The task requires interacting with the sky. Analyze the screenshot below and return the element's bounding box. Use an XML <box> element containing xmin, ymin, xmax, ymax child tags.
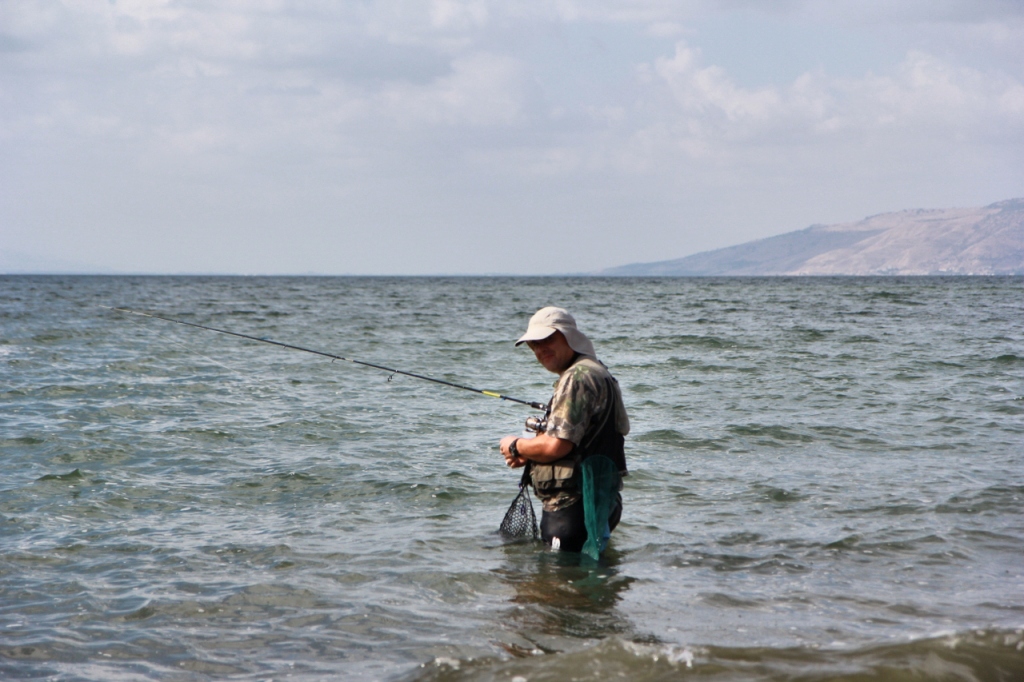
<box><xmin>2</xmin><ymin>0</ymin><xmax>1023</xmax><ymax>275</ymax></box>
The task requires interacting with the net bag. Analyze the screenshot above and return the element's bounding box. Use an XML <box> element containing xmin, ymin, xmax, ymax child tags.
<box><xmin>499</xmin><ymin>484</ymin><xmax>538</xmax><ymax>540</ymax></box>
<box><xmin>580</xmin><ymin>455</ymin><xmax>619</xmax><ymax>560</ymax></box>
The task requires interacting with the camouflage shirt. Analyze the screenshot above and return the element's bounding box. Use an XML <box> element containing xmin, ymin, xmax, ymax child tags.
<box><xmin>532</xmin><ymin>355</ymin><xmax>630</xmax><ymax>511</ymax></box>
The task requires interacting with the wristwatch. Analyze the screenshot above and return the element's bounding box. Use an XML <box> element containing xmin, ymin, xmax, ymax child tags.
<box><xmin>509</xmin><ymin>438</ymin><xmax>520</xmax><ymax>458</ymax></box>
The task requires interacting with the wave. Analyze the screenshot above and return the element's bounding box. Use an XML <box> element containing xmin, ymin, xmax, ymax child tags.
<box><xmin>991</xmin><ymin>354</ymin><xmax>1024</xmax><ymax>365</ymax></box>
<box><xmin>634</xmin><ymin>429</ymin><xmax>728</xmax><ymax>451</ymax></box>
<box><xmin>639</xmin><ymin>334</ymin><xmax>751</xmax><ymax>350</ymax></box>
<box><xmin>937</xmin><ymin>485</ymin><xmax>1024</xmax><ymax>514</ymax></box>
<box><xmin>727</xmin><ymin>423</ymin><xmax>815</xmax><ymax>444</ymax></box>
<box><xmin>407</xmin><ymin>628</ymin><xmax>1024</xmax><ymax>681</ymax></box>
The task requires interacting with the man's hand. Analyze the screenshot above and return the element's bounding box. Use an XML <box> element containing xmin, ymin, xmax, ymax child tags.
<box><xmin>499</xmin><ymin>435</ymin><xmax>527</xmax><ymax>468</ymax></box>
<box><xmin>500</xmin><ymin>432</ymin><xmax>573</xmax><ymax>467</ymax></box>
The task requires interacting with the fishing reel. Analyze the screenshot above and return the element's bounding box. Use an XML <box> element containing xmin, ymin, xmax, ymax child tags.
<box><xmin>524</xmin><ymin>415</ymin><xmax>548</xmax><ymax>434</ymax></box>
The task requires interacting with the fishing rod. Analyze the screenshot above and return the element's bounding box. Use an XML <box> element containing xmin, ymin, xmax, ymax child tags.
<box><xmin>100</xmin><ymin>306</ymin><xmax>548</xmax><ymax>412</ymax></box>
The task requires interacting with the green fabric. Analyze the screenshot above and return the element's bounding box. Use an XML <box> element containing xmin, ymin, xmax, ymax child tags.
<box><xmin>580</xmin><ymin>455</ymin><xmax>618</xmax><ymax>560</ymax></box>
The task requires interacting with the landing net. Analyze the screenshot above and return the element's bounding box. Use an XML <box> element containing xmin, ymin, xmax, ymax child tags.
<box><xmin>499</xmin><ymin>485</ymin><xmax>538</xmax><ymax>540</ymax></box>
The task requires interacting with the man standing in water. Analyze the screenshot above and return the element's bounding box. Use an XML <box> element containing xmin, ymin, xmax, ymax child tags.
<box><xmin>499</xmin><ymin>307</ymin><xmax>629</xmax><ymax>553</ymax></box>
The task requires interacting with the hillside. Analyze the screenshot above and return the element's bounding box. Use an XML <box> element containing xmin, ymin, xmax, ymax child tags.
<box><xmin>602</xmin><ymin>199</ymin><xmax>1024</xmax><ymax>276</ymax></box>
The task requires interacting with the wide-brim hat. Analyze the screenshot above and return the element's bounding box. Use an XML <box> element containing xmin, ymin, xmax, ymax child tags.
<box><xmin>515</xmin><ymin>306</ymin><xmax>596</xmax><ymax>358</ymax></box>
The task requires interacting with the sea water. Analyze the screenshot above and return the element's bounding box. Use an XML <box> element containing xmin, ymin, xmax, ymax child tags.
<box><xmin>1</xmin><ymin>275</ymin><xmax>1022</xmax><ymax>681</ymax></box>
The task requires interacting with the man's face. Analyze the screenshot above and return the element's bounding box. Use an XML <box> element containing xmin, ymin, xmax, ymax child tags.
<box><xmin>527</xmin><ymin>330</ymin><xmax>575</xmax><ymax>374</ymax></box>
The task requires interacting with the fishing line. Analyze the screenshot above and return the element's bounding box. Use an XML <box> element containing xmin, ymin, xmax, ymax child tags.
<box><xmin>100</xmin><ymin>306</ymin><xmax>547</xmax><ymax>411</ymax></box>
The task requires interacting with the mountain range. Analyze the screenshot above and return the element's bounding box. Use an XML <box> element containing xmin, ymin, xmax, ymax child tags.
<box><xmin>601</xmin><ymin>198</ymin><xmax>1024</xmax><ymax>276</ymax></box>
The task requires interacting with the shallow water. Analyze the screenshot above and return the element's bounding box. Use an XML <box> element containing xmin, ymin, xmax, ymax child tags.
<box><xmin>2</xmin><ymin>275</ymin><xmax>1022</xmax><ymax>681</ymax></box>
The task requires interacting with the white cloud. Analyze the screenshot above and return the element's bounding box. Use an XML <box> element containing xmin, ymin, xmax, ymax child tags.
<box><xmin>651</xmin><ymin>43</ymin><xmax>787</xmax><ymax>123</ymax></box>
<box><xmin>377</xmin><ymin>52</ymin><xmax>527</xmax><ymax>127</ymax></box>
<box><xmin>631</xmin><ymin>41</ymin><xmax>1024</xmax><ymax>159</ymax></box>
<box><xmin>429</xmin><ymin>0</ymin><xmax>489</xmax><ymax>30</ymax></box>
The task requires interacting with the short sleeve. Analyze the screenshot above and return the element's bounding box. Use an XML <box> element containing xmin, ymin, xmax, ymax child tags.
<box><xmin>544</xmin><ymin>362</ymin><xmax>606</xmax><ymax>446</ymax></box>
